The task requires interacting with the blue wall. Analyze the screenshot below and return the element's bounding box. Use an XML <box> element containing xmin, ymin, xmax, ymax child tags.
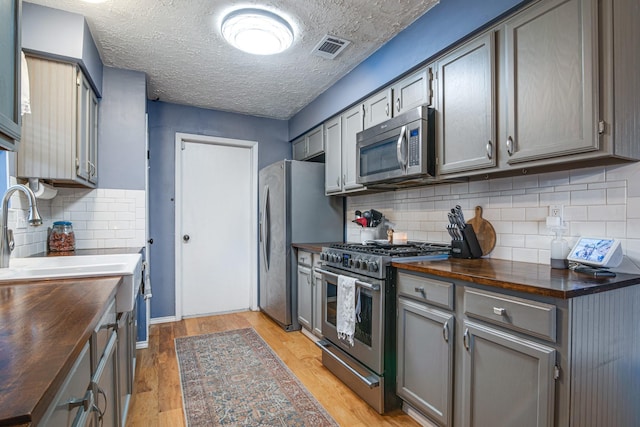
<box><xmin>289</xmin><ymin>0</ymin><xmax>532</xmax><ymax>138</ymax></box>
<box><xmin>98</xmin><ymin>67</ymin><xmax>146</xmax><ymax>190</ymax></box>
<box><xmin>22</xmin><ymin>2</ymin><xmax>103</xmax><ymax>95</ymax></box>
<box><xmin>147</xmin><ymin>101</ymin><xmax>290</xmax><ymax>318</ymax></box>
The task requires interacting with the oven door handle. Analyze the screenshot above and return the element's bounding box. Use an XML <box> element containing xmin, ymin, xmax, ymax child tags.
<box><xmin>315</xmin><ymin>339</ymin><xmax>380</xmax><ymax>389</ymax></box>
<box><xmin>314</xmin><ymin>268</ymin><xmax>380</xmax><ymax>292</ymax></box>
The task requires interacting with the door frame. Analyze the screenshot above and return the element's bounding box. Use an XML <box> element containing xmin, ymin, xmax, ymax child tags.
<box><xmin>174</xmin><ymin>132</ymin><xmax>259</xmax><ymax>320</ymax></box>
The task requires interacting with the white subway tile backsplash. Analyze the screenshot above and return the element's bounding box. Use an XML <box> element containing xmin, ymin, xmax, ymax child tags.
<box><xmin>9</xmin><ymin>187</ymin><xmax>146</xmax><ymax>258</ymax></box>
<box><xmin>348</xmin><ymin>163</ymin><xmax>639</xmax><ymax>265</ymax></box>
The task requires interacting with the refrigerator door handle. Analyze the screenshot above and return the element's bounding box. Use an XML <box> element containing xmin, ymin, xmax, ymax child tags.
<box><xmin>261</xmin><ymin>185</ymin><xmax>270</xmax><ymax>270</ymax></box>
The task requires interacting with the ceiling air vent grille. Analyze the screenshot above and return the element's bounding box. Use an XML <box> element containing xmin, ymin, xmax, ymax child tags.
<box><xmin>312</xmin><ymin>35</ymin><xmax>351</xmax><ymax>59</ymax></box>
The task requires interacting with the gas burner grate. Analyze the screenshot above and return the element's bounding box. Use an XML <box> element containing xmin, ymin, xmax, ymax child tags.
<box><xmin>330</xmin><ymin>241</ymin><xmax>451</xmax><ymax>257</ymax></box>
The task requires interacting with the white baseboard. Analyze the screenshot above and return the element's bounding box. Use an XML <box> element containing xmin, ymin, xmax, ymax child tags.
<box><xmin>403</xmin><ymin>402</ymin><xmax>437</xmax><ymax>427</ymax></box>
<box><xmin>149</xmin><ymin>315</ymin><xmax>177</xmax><ymax>325</ymax></box>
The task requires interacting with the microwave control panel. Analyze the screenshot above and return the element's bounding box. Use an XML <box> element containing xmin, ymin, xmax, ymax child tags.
<box><xmin>408</xmin><ymin>127</ymin><xmax>420</xmax><ymax>166</ymax></box>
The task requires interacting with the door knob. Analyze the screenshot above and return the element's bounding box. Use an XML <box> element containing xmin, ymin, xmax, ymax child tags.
<box><xmin>183</xmin><ymin>234</ymin><xmax>190</xmax><ymax>243</ymax></box>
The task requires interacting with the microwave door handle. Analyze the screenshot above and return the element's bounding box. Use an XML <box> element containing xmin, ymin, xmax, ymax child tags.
<box><xmin>396</xmin><ymin>125</ymin><xmax>408</xmax><ymax>172</ymax></box>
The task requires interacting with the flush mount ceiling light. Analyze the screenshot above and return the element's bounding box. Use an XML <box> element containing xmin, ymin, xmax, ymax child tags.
<box><xmin>221</xmin><ymin>8</ymin><xmax>294</xmax><ymax>55</ymax></box>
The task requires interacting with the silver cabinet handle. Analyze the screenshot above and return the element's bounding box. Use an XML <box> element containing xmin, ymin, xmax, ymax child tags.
<box><xmin>493</xmin><ymin>307</ymin><xmax>506</xmax><ymax>316</ymax></box>
<box><xmin>414</xmin><ymin>286</ymin><xmax>426</xmax><ymax>298</ymax></box>
<box><xmin>396</xmin><ymin>97</ymin><xmax>401</xmax><ymax>112</ymax></box>
<box><xmin>486</xmin><ymin>141</ymin><xmax>493</xmax><ymax>160</ymax></box>
<box><xmin>463</xmin><ymin>328</ymin><xmax>470</xmax><ymax>350</ymax></box>
<box><xmin>67</xmin><ymin>389</ymin><xmax>92</xmax><ymax>412</ymax></box>
<box><xmin>385</xmin><ymin>103</ymin><xmax>389</xmax><ymax>117</ymax></box>
<box><xmin>506</xmin><ymin>136</ymin><xmax>515</xmax><ymax>156</ymax></box>
<box><xmin>336</xmin><ymin>176</ymin><xmax>340</xmax><ymax>186</ymax></box>
<box><xmin>442</xmin><ymin>321</ymin><xmax>450</xmax><ymax>343</ymax></box>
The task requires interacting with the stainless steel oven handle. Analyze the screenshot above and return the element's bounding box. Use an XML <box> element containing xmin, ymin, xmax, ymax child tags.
<box><xmin>314</xmin><ymin>268</ymin><xmax>381</xmax><ymax>292</ymax></box>
<box><xmin>315</xmin><ymin>339</ymin><xmax>380</xmax><ymax>389</ymax></box>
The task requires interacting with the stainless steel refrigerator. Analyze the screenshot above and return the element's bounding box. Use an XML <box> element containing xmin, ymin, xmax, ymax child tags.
<box><xmin>259</xmin><ymin>159</ymin><xmax>343</xmax><ymax>331</ymax></box>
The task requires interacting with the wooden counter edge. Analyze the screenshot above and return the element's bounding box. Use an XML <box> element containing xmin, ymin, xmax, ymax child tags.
<box><xmin>392</xmin><ymin>261</ymin><xmax>640</xmax><ymax>299</ymax></box>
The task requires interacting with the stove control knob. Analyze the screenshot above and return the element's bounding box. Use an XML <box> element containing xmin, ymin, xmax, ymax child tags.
<box><xmin>354</xmin><ymin>259</ymin><xmax>361</xmax><ymax>269</ymax></box>
<box><xmin>320</xmin><ymin>253</ymin><xmax>326</xmax><ymax>261</ymax></box>
<box><xmin>361</xmin><ymin>260</ymin><xmax>369</xmax><ymax>270</ymax></box>
<box><xmin>348</xmin><ymin>258</ymin><xmax>355</xmax><ymax>267</ymax></box>
<box><xmin>331</xmin><ymin>254</ymin><xmax>339</xmax><ymax>263</ymax></box>
<box><xmin>368</xmin><ymin>262</ymin><xmax>379</xmax><ymax>272</ymax></box>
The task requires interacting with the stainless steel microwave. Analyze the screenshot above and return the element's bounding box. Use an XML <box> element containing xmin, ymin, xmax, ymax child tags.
<box><xmin>356</xmin><ymin>105</ymin><xmax>435</xmax><ymax>185</ymax></box>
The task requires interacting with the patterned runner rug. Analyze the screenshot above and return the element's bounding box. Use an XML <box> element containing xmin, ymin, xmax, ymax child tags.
<box><xmin>175</xmin><ymin>328</ymin><xmax>338</xmax><ymax>426</ymax></box>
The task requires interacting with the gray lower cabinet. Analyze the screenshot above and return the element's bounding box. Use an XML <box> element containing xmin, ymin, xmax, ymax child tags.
<box><xmin>397</xmin><ymin>297</ymin><xmax>454</xmax><ymax>427</ymax></box>
<box><xmin>92</xmin><ymin>331</ymin><xmax>119</xmax><ymax>427</ymax></box>
<box><xmin>297</xmin><ymin>249</ymin><xmax>324</xmax><ymax>337</ymax></box>
<box><xmin>38</xmin><ymin>342</ymin><xmax>93</xmax><ymax>427</ymax></box>
<box><xmin>461</xmin><ymin>320</ymin><xmax>556</xmax><ymax>427</ymax></box>
<box><xmin>297</xmin><ymin>264</ymin><xmax>313</xmax><ymax>330</ymax></box>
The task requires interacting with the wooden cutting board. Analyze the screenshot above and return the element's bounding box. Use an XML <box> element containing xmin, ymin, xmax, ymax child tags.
<box><xmin>466</xmin><ymin>206</ymin><xmax>496</xmax><ymax>256</ymax></box>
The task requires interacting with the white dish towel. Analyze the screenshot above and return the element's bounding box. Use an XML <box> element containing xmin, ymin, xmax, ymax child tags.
<box><xmin>337</xmin><ymin>274</ymin><xmax>361</xmax><ymax>346</ymax></box>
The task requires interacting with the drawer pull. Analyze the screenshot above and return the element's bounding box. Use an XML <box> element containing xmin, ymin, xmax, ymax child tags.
<box><xmin>414</xmin><ymin>286</ymin><xmax>426</xmax><ymax>297</ymax></box>
<box><xmin>463</xmin><ymin>328</ymin><xmax>470</xmax><ymax>350</ymax></box>
<box><xmin>442</xmin><ymin>321</ymin><xmax>450</xmax><ymax>343</ymax></box>
<box><xmin>493</xmin><ymin>307</ymin><xmax>506</xmax><ymax>316</ymax></box>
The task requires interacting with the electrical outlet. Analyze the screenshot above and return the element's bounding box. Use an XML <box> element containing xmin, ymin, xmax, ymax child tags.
<box><xmin>549</xmin><ymin>204</ymin><xmax>563</xmax><ymax>219</ymax></box>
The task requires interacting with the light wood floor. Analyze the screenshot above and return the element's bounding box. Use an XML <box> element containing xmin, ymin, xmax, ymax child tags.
<box><xmin>126</xmin><ymin>310</ymin><xmax>420</xmax><ymax>427</ymax></box>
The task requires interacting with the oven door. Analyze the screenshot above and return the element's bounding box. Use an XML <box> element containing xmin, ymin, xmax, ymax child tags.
<box><xmin>316</xmin><ymin>266</ymin><xmax>385</xmax><ymax>374</ymax></box>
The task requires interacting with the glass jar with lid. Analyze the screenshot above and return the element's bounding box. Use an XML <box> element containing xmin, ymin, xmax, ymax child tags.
<box><xmin>49</xmin><ymin>221</ymin><xmax>76</xmax><ymax>252</ymax></box>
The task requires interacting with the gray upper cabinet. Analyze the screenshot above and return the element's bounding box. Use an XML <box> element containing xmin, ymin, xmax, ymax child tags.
<box><xmin>292</xmin><ymin>125</ymin><xmax>324</xmax><ymax>161</ymax></box>
<box><xmin>341</xmin><ymin>104</ymin><xmax>364</xmax><ymax>192</ymax></box>
<box><xmin>18</xmin><ymin>55</ymin><xmax>99</xmax><ymax>187</ymax></box>
<box><xmin>391</xmin><ymin>67</ymin><xmax>433</xmax><ymax>116</ymax></box>
<box><xmin>324</xmin><ymin>104</ymin><xmax>366</xmax><ymax>195</ymax></box>
<box><xmin>324</xmin><ymin>116</ymin><xmax>342</xmax><ymax>194</ymax></box>
<box><xmin>461</xmin><ymin>320</ymin><xmax>556</xmax><ymax>427</ymax></box>
<box><xmin>503</xmin><ymin>0</ymin><xmax>598</xmax><ymax>164</ymax></box>
<box><xmin>397</xmin><ymin>297</ymin><xmax>454</xmax><ymax>427</ymax></box>
<box><xmin>437</xmin><ymin>33</ymin><xmax>496</xmax><ymax>174</ymax></box>
<box><xmin>0</xmin><ymin>0</ymin><xmax>21</xmax><ymax>151</ymax></box>
<box><xmin>363</xmin><ymin>88</ymin><xmax>392</xmax><ymax>129</ymax></box>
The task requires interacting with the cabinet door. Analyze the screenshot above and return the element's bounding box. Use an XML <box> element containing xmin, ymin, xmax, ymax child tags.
<box><xmin>438</xmin><ymin>33</ymin><xmax>496</xmax><ymax>174</ymax></box>
<box><xmin>292</xmin><ymin>136</ymin><xmax>306</xmax><ymax>160</ymax></box>
<box><xmin>324</xmin><ymin>116</ymin><xmax>342</xmax><ymax>194</ymax></box>
<box><xmin>0</xmin><ymin>0</ymin><xmax>21</xmax><ymax>150</ymax></box>
<box><xmin>461</xmin><ymin>321</ymin><xmax>556</xmax><ymax>427</ymax></box>
<box><xmin>297</xmin><ymin>265</ymin><xmax>312</xmax><ymax>330</ymax></box>
<box><xmin>312</xmin><ymin>253</ymin><xmax>323</xmax><ymax>337</ymax></box>
<box><xmin>503</xmin><ymin>0</ymin><xmax>598</xmax><ymax>164</ymax></box>
<box><xmin>364</xmin><ymin>88</ymin><xmax>392</xmax><ymax>129</ymax></box>
<box><xmin>76</xmin><ymin>69</ymin><xmax>92</xmax><ymax>182</ymax></box>
<box><xmin>341</xmin><ymin>104</ymin><xmax>364</xmax><ymax>191</ymax></box>
<box><xmin>391</xmin><ymin>67</ymin><xmax>432</xmax><ymax>116</ymax></box>
<box><xmin>397</xmin><ymin>297</ymin><xmax>454</xmax><ymax>427</ymax></box>
<box><xmin>92</xmin><ymin>331</ymin><xmax>119</xmax><ymax>427</ymax></box>
<box><xmin>306</xmin><ymin>125</ymin><xmax>324</xmax><ymax>158</ymax></box>
<box><xmin>88</xmin><ymin>89</ymin><xmax>99</xmax><ymax>184</ymax></box>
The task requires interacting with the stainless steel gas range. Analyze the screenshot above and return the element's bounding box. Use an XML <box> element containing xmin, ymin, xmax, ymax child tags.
<box><xmin>314</xmin><ymin>242</ymin><xmax>450</xmax><ymax>413</ymax></box>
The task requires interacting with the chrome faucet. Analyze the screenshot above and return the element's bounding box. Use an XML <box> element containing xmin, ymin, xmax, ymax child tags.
<box><xmin>0</xmin><ymin>184</ymin><xmax>43</xmax><ymax>268</ymax></box>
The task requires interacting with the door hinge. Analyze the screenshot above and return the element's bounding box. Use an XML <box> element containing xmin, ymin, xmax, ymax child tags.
<box><xmin>598</xmin><ymin>120</ymin><xmax>606</xmax><ymax>135</ymax></box>
<box><xmin>554</xmin><ymin>365</ymin><xmax>560</xmax><ymax>380</ymax></box>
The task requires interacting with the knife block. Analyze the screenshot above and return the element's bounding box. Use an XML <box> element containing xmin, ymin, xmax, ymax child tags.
<box><xmin>451</xmin><ymin>226</ymin><xmax>483</xmax><ymax>259</ymax></box>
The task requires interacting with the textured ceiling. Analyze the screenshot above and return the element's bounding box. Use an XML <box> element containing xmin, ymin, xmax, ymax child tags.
<box><xmin>26</xmin><ymin>0</ymin><xmax>438</xmax><ymax>119</ymax></box>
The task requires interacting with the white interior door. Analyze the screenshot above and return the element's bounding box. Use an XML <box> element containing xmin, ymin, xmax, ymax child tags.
<box><xmin>175</xmin><ymin>133</ymin><xmax>257</xmax><ymax>318</ymax></box>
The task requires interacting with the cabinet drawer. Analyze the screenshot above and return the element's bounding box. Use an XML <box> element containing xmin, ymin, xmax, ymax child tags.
<box><xmin>464</xmin><ymin>288</ymin><xmax>556</xmax><ymax>342</ymax></box>
<box><xmin>397</xmin><ymin>272</ymin><xmax>454</xmax><ymax>310</ymax></box>
<box><xmin>39</xmin><ymin>342</ymin><xmax>92</xmax><ymax>427</ymax></box>
<box><xmin>91</xmin><ymin>298</ymin><xmax>117</xmax><ymax>371</ymax></box>
<box><xmin>297</xmin><ymin>250</ymin><xmax>313</xmax><ymax>267</ymax></box>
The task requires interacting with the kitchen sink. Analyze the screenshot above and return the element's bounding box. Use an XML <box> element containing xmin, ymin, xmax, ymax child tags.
<box><xmin>0</xmin><ymin>254</ymin><xmax>143</xmax><ymax>312</ymax></box>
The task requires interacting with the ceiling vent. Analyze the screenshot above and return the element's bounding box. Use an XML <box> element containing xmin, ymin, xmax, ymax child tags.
<box><xmin>312</xmin><ymin>35</ymin><xmax>351</xmax><ymax>59</ymax></box>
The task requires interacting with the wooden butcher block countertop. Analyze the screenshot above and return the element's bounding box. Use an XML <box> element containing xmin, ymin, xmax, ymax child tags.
<box><xmin>0</xmin><ymin>277</ymin><xmax>120</xmax><ymax>426</ymax></box>
<box><xmin>393</xmin><ymin>257</ymin><xmax>640</xmax><ymax>299</ymax></box>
